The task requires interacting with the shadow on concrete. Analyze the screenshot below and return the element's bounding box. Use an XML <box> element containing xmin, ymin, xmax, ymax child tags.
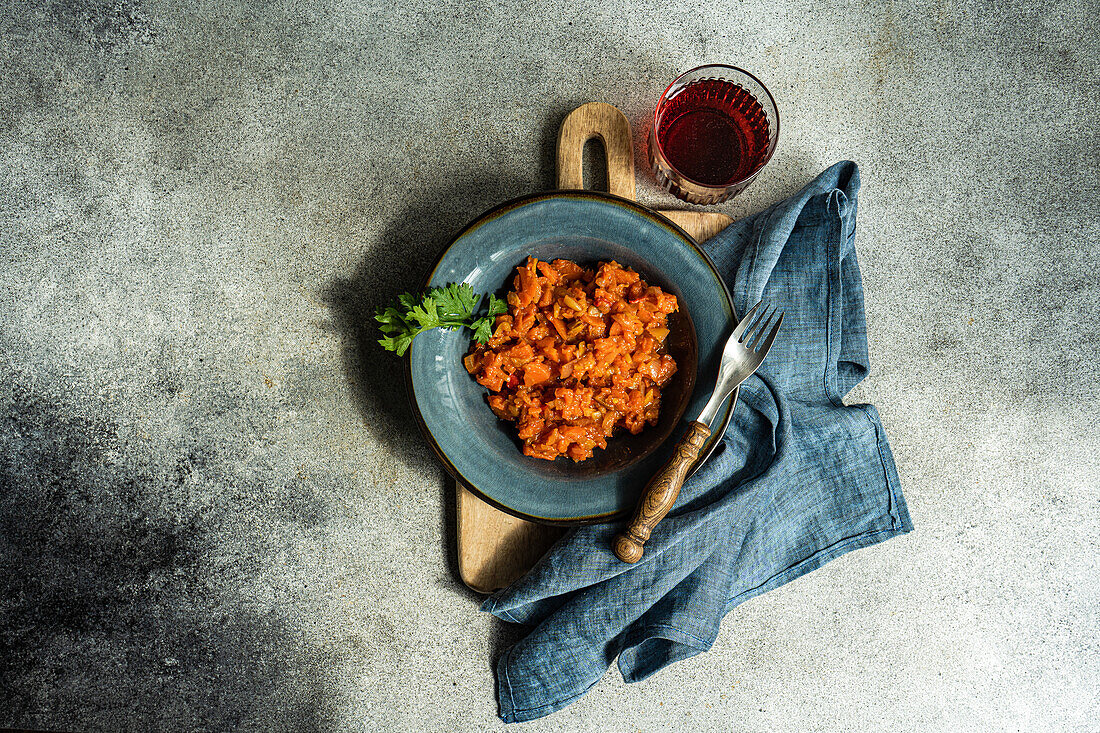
<box><xmin>0</xmin><ymin>380</ymin><xmax>336</xmax><ymax>731</ymax></box>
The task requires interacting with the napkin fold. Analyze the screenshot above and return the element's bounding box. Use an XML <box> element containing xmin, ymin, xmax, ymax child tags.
<box><xmin>481</xmin><ymin>162</ymin><xmax>913</xmax><ymax>723</ymax></box>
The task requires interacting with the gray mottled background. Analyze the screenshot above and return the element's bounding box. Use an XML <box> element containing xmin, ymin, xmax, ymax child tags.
<box><xmin>1</xmin><ymin>0</ymin><xmax>1097</xmax><ymax>730</ymax></box>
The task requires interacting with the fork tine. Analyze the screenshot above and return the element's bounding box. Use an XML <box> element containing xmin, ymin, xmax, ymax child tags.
<box><xmin>754</xmin><ymin>312</ymin><xmax>784</xmax><ymax>355</ymax></box>
<box><xmin>738</xmin><ymin>303</ymin><xmax>771</xmax><ymax>344</ymax></box>
<box><xmin>731</xmin><ymin>301</ymin><xmax>762</xmax><ymax>340</ymax></box>
<box><xmin>744</xmin><ymin>305</ymin><xmax>776</xmax><ymax>349</ymax></box>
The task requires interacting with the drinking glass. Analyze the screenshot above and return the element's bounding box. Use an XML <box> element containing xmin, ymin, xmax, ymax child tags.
<box><xmin>648</xmin><ymin>64</ymin><xmax>780</xmax><ymax>205</ymax></box>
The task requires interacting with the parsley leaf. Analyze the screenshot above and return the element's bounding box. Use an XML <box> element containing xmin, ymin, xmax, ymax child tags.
<box><xmin>408</xmin><ymin>297</ymin><xmax>441</xmax><ymax>330</ymax></box>
<box><xmin>374</xmin><ymin>284</ymin><xmax>506</xmax><ymax>354</ymax></box>
<box><xmin>467</xmin><ymin>295</ymin><xmax>508</xmax><ymax>345</ymax></box>
<box><xmin>435</xmin><ymin>282</ymin><xmax>481</xmax><ymax>320</ymax></box>
<box><xmin>471</xmin><ymin>317</ymin><xmax>494</xmax><ymax>345</ymax></box>
<box><xmin>486</xmin><ymin>294</ymin><xmax>507</xmax><ymax>318</ymax></box>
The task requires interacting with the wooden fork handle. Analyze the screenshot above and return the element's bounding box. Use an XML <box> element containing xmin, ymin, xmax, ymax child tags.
<box><xmin>612</xmin><ymin>421</ymin><xmax>711</xmax><ymax>563</ymax></box>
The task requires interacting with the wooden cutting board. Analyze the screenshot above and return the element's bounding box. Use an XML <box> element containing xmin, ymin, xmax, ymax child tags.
<box><xmin>456</xmin><ymin>102</ymin><xmax>733</xmax><ymax>594</ymax></box>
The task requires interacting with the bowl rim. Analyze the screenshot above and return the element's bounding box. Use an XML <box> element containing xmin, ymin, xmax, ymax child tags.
<box><xmin>403</xmin><ymin>188</ymin><xmax>737</xmax><ymax>525</ymax></box>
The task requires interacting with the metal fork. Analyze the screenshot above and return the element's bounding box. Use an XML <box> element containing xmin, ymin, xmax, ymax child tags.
<box><xmin>695</xmin><ymin>300</ymin><xmax>784</xmax><ymax>428</ymax></box>
<box><xmin>612</xmin><ymin>301</ymin><xmax>784</xmax><ymax>563</ymax></box>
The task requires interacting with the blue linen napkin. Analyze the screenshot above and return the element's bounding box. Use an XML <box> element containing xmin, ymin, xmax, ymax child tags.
<box><xmin>480</xmin><ymin>161</ymin><xmax>914</xmax><ymax>723</ymax></box>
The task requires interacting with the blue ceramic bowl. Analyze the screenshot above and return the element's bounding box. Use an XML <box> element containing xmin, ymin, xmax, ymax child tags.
<box><xmin>406</xmin><ymin>191</ymin><xmax>735</xmax><ymax>524</ymax></box>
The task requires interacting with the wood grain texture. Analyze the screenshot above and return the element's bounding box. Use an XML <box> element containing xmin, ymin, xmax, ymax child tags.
<box><xmin>659</xmin><ymin>210</ymin><xmax>735</xmax><ymax>243</ymax></box>
<box><xmin>455</xmin><ymin>103</ymin><xmax>735</xmax><ymax>593</ymax></box>
<box><xmin>556</xmin><ymin>102</ymin><xmax>636</xmax><ymax>199</ymax></box>
<box><xmin>456</xmin><ymin>485</ymin><xmax>566</xmax><ymax>594</ymax></box>
<box><xmin>612</xmin><ymin>420</ymin><xmax>711</xmax><ymax>563</ymax></box>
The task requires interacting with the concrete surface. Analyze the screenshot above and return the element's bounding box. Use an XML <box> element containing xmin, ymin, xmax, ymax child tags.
<box><xmin>1</xmin><ymin>0</ymin><xmax>1097</xmax><ymax>730</ymax></box>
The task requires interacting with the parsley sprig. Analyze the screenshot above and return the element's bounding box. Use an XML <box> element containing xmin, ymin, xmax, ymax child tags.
<box><xmin>374</xmin><ymin>283</ymin><xmax>508</xmax><ymax>356</ymax></box>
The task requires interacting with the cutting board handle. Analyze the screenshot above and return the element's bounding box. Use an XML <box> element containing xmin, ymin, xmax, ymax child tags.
<box><xmin>556</xmin><ymin>102</ymin><xmax>637</xmax><ymax>201</ymax></box>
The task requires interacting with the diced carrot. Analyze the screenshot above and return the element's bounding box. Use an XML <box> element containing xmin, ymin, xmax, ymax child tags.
<box><xmin>552</xmin><ymin>259</ymin><xmax>584</xmax><ymax>279</ymax></box>
<box><xmin>560</xmin><ymin>425</ymin><xmax>587</xmax><ymax>441</ymax></box>
<box><xmin>523</xmin><ymin>361</ymin><xmax>552</xmax><ymax>387</ymax></box>
<box><xmin>517</xmin><ymin>267</ymin><xmax>541</xmax><ymax>306</ymax></box>
<box><xmin>513</xmin><ymin>310</ymin><xmax>535</xmax><ymax>336</ymax></box>
<box><xmin>647</xmin><ymin>326</ymin><xmax>670</xmax><ymax>342</ymax></box>
<box><xmin>537</xmin><ymin>261</ymin><xmax>559</xmax><ymax>282</ymax></box>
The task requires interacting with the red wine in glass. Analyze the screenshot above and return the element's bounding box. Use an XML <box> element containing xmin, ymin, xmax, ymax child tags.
<box><xmin>649</xmin><ymin>66</ymin><xmax>779</xmax><ymax>205</ymax></box>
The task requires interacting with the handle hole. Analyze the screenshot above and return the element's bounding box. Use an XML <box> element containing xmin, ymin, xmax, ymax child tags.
<box><xmin>582</xmin><ymin>136</ymin><xmax>608</xmax><ymax>193</ymax></box>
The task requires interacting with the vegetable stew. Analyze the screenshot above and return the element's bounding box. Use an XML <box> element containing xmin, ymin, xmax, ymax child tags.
<box><xmin>463</xmin><ymin>257</ymin><xmax>679</xmax><ymax>462</ymax></box>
